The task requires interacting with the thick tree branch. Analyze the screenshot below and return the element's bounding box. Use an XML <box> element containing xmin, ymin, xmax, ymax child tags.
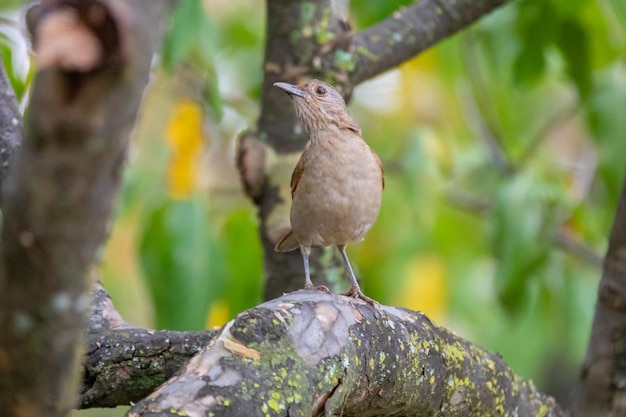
<box><xmin>81</xmin><ymin>282</ymin><xmax>217</xmax><ymax>408</ymax></box>
<box><xmin>125</xmin><ymin>291</ymin><xmax>562</xmax><ymax>416</ymax></box>
<box><xmin>336</xmin><ymin>0</ymin><xmax>513</xmax><ymax>85</ymax></box>
<box><xmin>0</xmin><ymin>1</ymin><xmax>172</xmax><ymax>415</ymax></box>
<box><xmin>573</xmin><ymin>174</ymin><xmax>626</xmax><ymax>416</ymax></box>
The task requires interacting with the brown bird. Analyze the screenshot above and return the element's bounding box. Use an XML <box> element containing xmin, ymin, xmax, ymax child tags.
<box><xmin>273</xmin><ymin>79</ymin><xmax>384</xmax><ymax>306</ymax></box>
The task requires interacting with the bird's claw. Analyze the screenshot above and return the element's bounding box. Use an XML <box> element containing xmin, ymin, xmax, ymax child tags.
<box><xmin>303</xmin><ymin>284</ymin><xmax>330</xmax><ymax>293</ymax></box>
<box><xmin>343</xmin><ymin>287</ymin><xmax>381</xmax><ymax>310</ymax></box>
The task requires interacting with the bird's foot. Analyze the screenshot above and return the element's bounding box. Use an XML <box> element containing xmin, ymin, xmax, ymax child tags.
<box><xmin>303</xmin><ymin>283</ymin><xmax>330</xmax><ymax>293</ymax></box>
<box><xmin>343</xmin><ymin>286</ymin><xmax>381</xmax><ymax>310</ymax></box>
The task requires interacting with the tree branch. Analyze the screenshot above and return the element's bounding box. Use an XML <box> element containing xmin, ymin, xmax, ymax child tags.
<box><xmin>338</xmin><ymin>0</ymin><xmax>513</xmax><ymax>85</ymax></box>
<box><xmin>125</xmin><ymin>291</ymin><xmax>562</xmax><ymax>416</ymax></box>
<box><xmin>81</xmin><ymin>281</ymin><xmax>217</xmax><ymax>408</ymax></box>
<box><xmin>0</xmin><ymin>1</ymin><xmax>172</xmax><ymax>414</ymax></box>
<box><xmin>573</xmin><ymin>174</ymin><xmax>626</xmax><ymax>416</ymax></box>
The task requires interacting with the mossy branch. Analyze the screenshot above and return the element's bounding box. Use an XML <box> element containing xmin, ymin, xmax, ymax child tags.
<box><xmin>336</xmin><ymin>0</ymin><xmax>513</xmax><ymax>85</ymax></box>
<box><xmin>121</xmin><ymin>291</ymin><xmax>562</xmax><ymax>416</ymax></box>
<box><xmin>81</xmin><ymin>282</ymin><xmax>217</xmax><ymax>408</ymax></box>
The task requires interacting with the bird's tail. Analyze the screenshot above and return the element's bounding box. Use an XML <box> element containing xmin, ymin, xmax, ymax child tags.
<box><xmin>274</xmin><ymin>229</ymin><xmax>299</xmax><ymax>252</ymax></box>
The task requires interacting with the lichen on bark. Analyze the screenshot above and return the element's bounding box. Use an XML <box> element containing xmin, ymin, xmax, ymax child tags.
<box><xmin>128</xmin><ymin>291</ymin><xmax>562</xmax><ymax>416</ymax></box>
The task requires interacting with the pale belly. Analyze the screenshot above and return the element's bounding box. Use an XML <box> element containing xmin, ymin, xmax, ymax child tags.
<box><xmin>290</xmin><ymin>139</ymin><xmax>383</xmax><ymax>248</ymax></box>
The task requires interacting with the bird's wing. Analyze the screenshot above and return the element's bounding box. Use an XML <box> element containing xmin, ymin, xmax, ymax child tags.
<box><xmin>371</xmin><ymin>147</ymin><xmax>385</xmax><ymax>189</ymax></box>
<box><xmin>274</xmin><ymin>229</ymin><xmax>300</xmax><ymax>252</ymax></box>
<box><xmin>290</xmin><ymin>156</ymin><xmax>306</xmax><ymax>198</ymax></box>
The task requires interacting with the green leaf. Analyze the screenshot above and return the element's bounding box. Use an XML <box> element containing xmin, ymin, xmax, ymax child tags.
<box><xmin>491</xmin><ymin>176</ymin><xmax>553</xmax><ymax>314</ymax></box>
<box><xmin>221</xmin><ymin>209</ymin><xmax>263</xmax><ymax>314</ymax></box>
<box><xmin>139</xmin><ymin>198</ymin><xmax>227</xmax><ymax>330</ymax></box>
<box><xmin>349</xmin><ymin>0</ymin><xmax>415</xmax><ymax>29</ymax></box>
<box><xmin>0</xmin><ymin>37</ymin><xmax>32</xmax><ymax>100</ymax></box>
<box><xmin>161</xmin><ymin>0</ymin><xmax>222</xmax><ymax>120</ymax></box>
<box><xmin>200</xmin><ymin>64</ymin><xmax>223</xmax><ymax>121</ymax></box>
<box><xmin>556</xmin><ymin>19</ymin><xmax>592</xmax><ymax>100</ymax></box>
<box><xmin>0</xmin><ymin>0</ymin><xmax>26</xmax><ymax>10</ymax></box>
<box><xmin>162</xmin><ymin>0</ymin><xmax>215</xmax><ymax>70</ymax></box>
<box><xmin>610</xmin><ymin>0</ymin><xmax>626</xmax><ymax>29</ymax></box>
<box><xmin>512</xmin><ymin>44</ymin><xmax>546</xmax><ymax>87</ymax></box>
<box><xmin>585</xmin><ymin>67</ymin><xmax>626</xmax><ymax>206</ymax></box>
<box><xmin>551</xmin><ymin>0</ymin><xmax>587</xmax><ymax>16</ymax></box>
<box><xmin>512</xmin><ymin>1</ymin><xmax>557</xmax><ymax>86</ymax></box>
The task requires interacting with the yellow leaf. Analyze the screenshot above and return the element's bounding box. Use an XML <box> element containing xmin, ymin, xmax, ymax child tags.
<box><xmin>398</xmin><ymin>49</ymin><xmax>446</xmax><ymax>125</ymax></box>
<box><xmin>393</xmin><ymin>255</ymin><xmax>447</xmax><ymax>321</ymax></box>
<box><xmin>166</xmin><ymin>99</ymin><xmax>204</xmax><ymax>198</ymax></box>
<box><xmin>206</xmin><ymin>299</ymin><xmax>230</xmax><ymax>329</ymax></box>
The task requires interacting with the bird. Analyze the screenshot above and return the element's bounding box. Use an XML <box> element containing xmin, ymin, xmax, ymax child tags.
<box><xmin>273</xmin><ymin>79</ymin><xmax>384</xmax><ymax>306</ymax></box>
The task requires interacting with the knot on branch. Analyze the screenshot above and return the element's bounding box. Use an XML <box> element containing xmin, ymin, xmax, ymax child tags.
<box><xmin>29</xmin><ymin>0</ymin><xmax>127</xmax><ymax>73</ymax></box>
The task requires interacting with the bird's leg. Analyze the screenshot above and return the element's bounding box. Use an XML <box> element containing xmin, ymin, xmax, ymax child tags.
<box><xmin>300</xmin><ymin>245</ymin><xmax>330</xmax><ymax>293</ymax></box>
<box><xmin>301</xmin><ymin>245</ymin><xmax>313</xmax><ymax>288</ymax></box>
<box><xmin>338</xmin><ymin>244</ymin><xmax>379</xmax><ymax>308</ymax></box>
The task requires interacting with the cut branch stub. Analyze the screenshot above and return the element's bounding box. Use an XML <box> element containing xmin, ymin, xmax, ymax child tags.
<box><xmin>32</xmin><ymin>1</ymin><xmax>123</xmax><ymax>72</ymax></box>
<box><xmin>129</xmin><ymin>291</ymin><xmax>562</xmax><ymax>417</ymax></box>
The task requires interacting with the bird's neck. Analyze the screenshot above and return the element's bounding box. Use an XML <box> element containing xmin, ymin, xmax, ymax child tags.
<box><xmin>297</xmin><ymin>106</ymin><xmax>361</xmax><ymax>137</ymax></box>
<box><xmin>308</xmin><ymin>124</ymin><xmax>363</xmax><ymax>145</ymax></box>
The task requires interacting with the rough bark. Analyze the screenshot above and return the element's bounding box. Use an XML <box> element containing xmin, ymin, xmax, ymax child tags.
<box><xmin>332</xmin><ymin>0</ymin><xmax>512</xmax><ymax>85</ymax></box>
<box><xmin>81</xmin><ymin>282</ymin><xmax>217</xmax><ymax>408</ymax></box>
<box><xmin>572</xmin><ymin>176</ymin><xmax>626</xmax><ymax>416</ymax></box>
<box><xmin>81</xmin><ymin>286</ymin><xmax>565</xmax><ymax>415</ymax></box>
<box><xmin>237</xmin><ymin>0</ymin><xmax>514</xmax><ymax>299</ymax></box>
<box><xmin>0</xmin><ymin>1</ymin><xmax>172</xmax><ymax>415</ymax></box>
<box><xmin>126</xmin><ymin>291</ymin><xmax>562</xmax><ymax>417</ymax></box>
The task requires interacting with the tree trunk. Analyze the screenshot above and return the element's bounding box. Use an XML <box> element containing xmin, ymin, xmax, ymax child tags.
<box><xmin>572</xmin><ymin>176</ymin><xmax>626</xmax><ymax>416</ymax></box>
<box><xmin>0</xmin><ymin>1</ymin><xmax>172</xmax><ymax>415</ymax></box>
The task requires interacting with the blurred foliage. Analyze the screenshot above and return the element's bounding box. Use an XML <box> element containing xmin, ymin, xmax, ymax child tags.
<box><xmin>0</xmin><ymin>9</ymin><xmax>32</xmax><ymax>102</ymax></box>
<box><xmin>1</xmin><ymin>0</ymin><xmax>625</xmax><ymax>415</ymax></box>
<box><xmin>0</xmin><ymin>0</ymin><xmax>27</xmax><ymax>11</ymax></box>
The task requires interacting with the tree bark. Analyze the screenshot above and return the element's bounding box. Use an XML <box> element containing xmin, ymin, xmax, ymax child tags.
<box><xmin>330</xmin><ymin>0</ymin><xmax>512</xmax><ymax>85</ymax></box>
<box><xmin>80</xmin><ymin>286</ymin><xmax>564</xmax><ymax>416</ymax></box>
<box><xmin>125</xmin><ymin>291</ymin><xmax>562</xmax><ymax>416</ymax></box>
<box><xmin>0</xmin><ymin>1</ymin><xmax>172</xmax><ymax>415</ymax></box>
<box><xmin>81</xmin><ymin>281</ymin><xmax>217</xmax><ymax>408</ymax></box>
<box><xmin>237</xmin><ymin>0</ymin><xmax>514</xmax><ymax>299</ymax></box>
<box><xmin>0</xmin><ymin>63</ymin><xmax>22</xmax><ymax>202</ymax></box>
<box><xmin>572</xmin><ymin>175</ymin><xmax>626</xmax><ymax>416</ymax></box>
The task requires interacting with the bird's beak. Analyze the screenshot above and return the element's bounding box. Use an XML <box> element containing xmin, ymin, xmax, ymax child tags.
<box><xmin>273</xmin><ymin>82</ymin><xmax>306</xmax><ymax>98</ymax></box>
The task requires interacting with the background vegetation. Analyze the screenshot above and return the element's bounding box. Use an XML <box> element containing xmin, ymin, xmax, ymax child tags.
<box><xmin>1</xmin><ymin>0</ymin><xmax>625</xmax><ymax>414</ymax></box>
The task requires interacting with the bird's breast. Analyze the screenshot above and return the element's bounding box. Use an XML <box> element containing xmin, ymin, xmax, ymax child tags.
<box><xmin>290</xmin><ymin>134</ymin><xmax>383</xmax><ymax>248</ymax></box>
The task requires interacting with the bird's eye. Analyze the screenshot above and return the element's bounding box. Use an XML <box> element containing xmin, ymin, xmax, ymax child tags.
<box><xmin>315</xmin><ymin>86</ymin><xmax>327</xmax><ymax>95</ymax></box>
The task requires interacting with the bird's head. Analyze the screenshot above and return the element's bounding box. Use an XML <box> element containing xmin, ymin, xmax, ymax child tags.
<box><xmin>273</xmin><ymin>79</ymin><xmax>360</xmax><ymax>135</ymax></box>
